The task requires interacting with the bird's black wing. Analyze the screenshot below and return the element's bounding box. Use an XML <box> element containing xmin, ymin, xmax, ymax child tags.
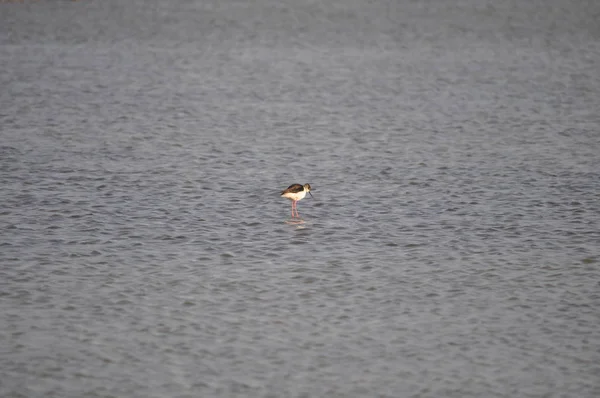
<box><xmin>281</xmin><ymin>183</ymin><xmax>303</xmax><ymax>195</ymax></box>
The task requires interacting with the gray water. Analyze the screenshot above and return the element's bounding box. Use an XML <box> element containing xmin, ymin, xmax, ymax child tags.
<box><xmin>1</xmin><ymin>1</ymin><xmax>600</xmax><ymax>397</ymax></box>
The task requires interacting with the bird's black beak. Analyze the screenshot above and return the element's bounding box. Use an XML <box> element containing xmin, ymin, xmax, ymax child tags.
<box><xmin>308</xmin><ymin>191</ymin><xmax>314</xmax><ymax>199</ymax></box>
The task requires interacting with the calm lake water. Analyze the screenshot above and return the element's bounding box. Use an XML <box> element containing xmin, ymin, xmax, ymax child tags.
<box><xmin>1</xmin><ymin>0</ymin><xmax>599</xmax><ymax>397</ymax></box>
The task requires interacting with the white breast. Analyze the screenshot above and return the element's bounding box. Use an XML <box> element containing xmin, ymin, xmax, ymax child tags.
<box><xmin>282</xmin><ymin>190</ymin><xmax>307</xmax><ymax>201</ymax></box>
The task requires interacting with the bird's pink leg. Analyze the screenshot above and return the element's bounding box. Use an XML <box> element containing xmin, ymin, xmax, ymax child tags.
<box><xmin>291</xmin><ymin>201</ymin><xmax>296</xmax><ymax>218</ymax></box>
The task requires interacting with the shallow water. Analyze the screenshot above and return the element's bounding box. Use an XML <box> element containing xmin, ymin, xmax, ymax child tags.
<box><xmin>1</xmin><ymin>0</ymin><xmax>600</xmax><ymax>397</ymax></box>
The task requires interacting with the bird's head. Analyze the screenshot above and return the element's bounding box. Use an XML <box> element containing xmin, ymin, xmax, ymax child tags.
<box><xmin>303</xmin><ymin>183</ymin><xmax>314</xmax><ymax>198</ymax></box>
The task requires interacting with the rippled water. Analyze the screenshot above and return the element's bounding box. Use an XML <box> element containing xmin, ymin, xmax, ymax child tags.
<box><xmin>1</xmin><ymin>0</ymin><xmax>599</xmax><ymax>397</ymax></box>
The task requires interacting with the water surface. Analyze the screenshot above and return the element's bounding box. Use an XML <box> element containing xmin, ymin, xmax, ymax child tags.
<box><xmin>1</xmin><ymin>0</ymin><xmax>599</xmax><ymax>397</ymax></box>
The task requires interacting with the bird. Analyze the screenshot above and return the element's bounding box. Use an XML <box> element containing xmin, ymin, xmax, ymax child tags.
<box><xmin>280</xmin><ymin>183</ymin><xmax>313</xmax><ymax>218</ymax></box>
